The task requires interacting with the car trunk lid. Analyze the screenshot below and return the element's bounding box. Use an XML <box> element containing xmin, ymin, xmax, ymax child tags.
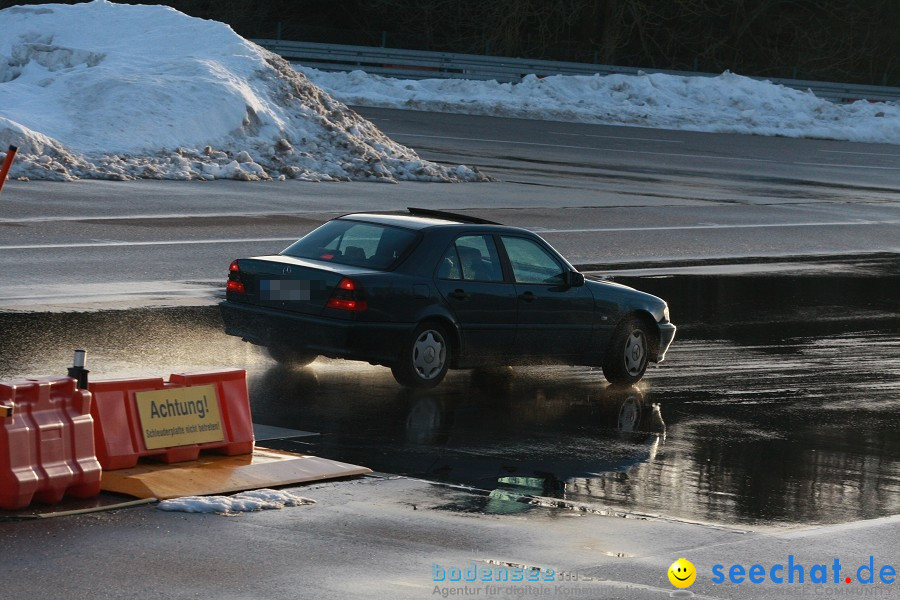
<box><xmin>231</xmin><ymin>255</ymin><xmax>376</xmax><ymax>316</ymax></box>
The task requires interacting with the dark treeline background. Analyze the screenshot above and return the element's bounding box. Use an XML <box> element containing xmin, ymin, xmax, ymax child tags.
<box><xmin>2</xmin><ymin>0</ymin><xmax>898</xmax><ymax>85</ymax></box>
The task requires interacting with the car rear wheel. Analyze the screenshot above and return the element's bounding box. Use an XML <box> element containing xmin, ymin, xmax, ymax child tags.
<box><xmin>267</xmin><ymin>345</ymin><xmax>317</xmax><ymax>369</ymax></box>
<box><xmin>602</xmin><ymin>317</ymin><xmax>650</xmax><ymax>385</ymax></box>
<box><xmin>391</xmin><ymin>322</ymin><xmax>450</xmax><ymax>388</ymax></box>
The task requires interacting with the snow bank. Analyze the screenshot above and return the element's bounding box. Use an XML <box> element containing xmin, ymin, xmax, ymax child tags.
<box><xmin>157</xmin><ymin>488</ymin><xmax>315</xmax><ymax>515</ymax></box>
<box><xmin>0</xmin><ymin>1</ymin><xmax>487</xmax><ymax>182</ymax></box>
<box><xmin>301</xmin><ymin>68</ymin><xmax>900</xmax><ymax>145</ymax></box>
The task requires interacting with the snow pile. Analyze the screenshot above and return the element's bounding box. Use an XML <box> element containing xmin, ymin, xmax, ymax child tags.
<box><xmin>0</xmin><ymin>1</ymin><xmax>487</xmax><ymax>182</ymax></box>
<box><xmin>157</xmin><ymin>488</ymin><xmax>315</xmax><ymax>515</ymax></box>
<box><xmin>301</xmin><ymin>68</ymin><xmax>900</xmax><ymax>145</ymax></box>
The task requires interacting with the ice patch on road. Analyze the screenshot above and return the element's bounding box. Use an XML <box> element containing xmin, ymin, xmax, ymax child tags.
<box><xmin>157</xmin><ymin>488</ymin><xmax>316</xmax><ymax>515</ymax></box>
<box><xmin>0</xmin><ymin>1</ymin><xmax>487</xmax><ymax>182</ymax></box>
<box><xmin>301</xmin><ymin>68</ymin><xmax>900</xmax><ymax>145</ymax></box>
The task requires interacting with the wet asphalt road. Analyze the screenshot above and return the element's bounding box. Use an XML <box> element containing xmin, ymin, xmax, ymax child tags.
<box><xmin>2</xmin><ymin>256</ymin><xmax>897</xmax><ymax>528</ymax></box>
<box><xmin>1</xmin><ymin>103</ymin><xmax>899</xmax><ymax>600</ymax></box>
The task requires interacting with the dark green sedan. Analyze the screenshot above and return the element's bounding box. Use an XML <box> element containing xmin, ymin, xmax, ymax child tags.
<box><xmin>220</xmin><ymin>208</ymin><xmax>675</xmax><ymax>388</ymax></box>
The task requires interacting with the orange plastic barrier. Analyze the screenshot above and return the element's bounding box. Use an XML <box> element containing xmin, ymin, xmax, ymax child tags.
<box><xmin>89</xmin><ymin>369</ymin><xmax>254</xmax><ymax>470</ymax></box>
<box><xmin>0</xmin><ymin>377</ymin><xmax>102</xmax><ymax>510</ymax></box>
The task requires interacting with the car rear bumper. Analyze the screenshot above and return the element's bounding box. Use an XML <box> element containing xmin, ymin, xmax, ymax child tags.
<box><xmin>656</xmin><ymin>322</ymin><xmax>676</xmax><ymax>362</ymax></box>
<box><xmin>219</xmin><ymin>301</ymin><xmax>411</xmax><ymax>365</ymax></box>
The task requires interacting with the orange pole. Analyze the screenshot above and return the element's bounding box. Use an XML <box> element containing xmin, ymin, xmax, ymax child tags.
<box><xmin>0</xmin><ymin>145</ymin><xmax>18</xmax><ymax>195</ymax></box>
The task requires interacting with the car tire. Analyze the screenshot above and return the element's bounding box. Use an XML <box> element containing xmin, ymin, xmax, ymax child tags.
<box><xmin>267</xmin><ymin>345</ymin><xmax>317</xmax><ymax>369</ymax></box>
<box><xmin>391</xmin><ymin>322</ymin><xmax>451</xmax><ymax>388</ymax></box>
<box><xmin>602</xmin><ymin>317</ymin><xmax>650</xmax><ymax>385</ymax></box>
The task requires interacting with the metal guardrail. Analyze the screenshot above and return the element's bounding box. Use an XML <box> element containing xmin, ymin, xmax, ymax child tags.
<box><xmin>255</xmin><ymin>39</ymin><xmax>900</xmax><ymax>104</ymax></box>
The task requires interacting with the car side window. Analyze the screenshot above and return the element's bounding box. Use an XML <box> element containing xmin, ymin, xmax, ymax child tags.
<box><xmin>437</xmin><ymin>235</ymin><xmax>504</xmax><ymax>282</ymax></box>
<box><xmin>437</xmin><ymin>245</ymin><xmax>462</xmax><ymax>280</ymax></box>
<box><xmin>500</xmin><ymin>236</ymin><xmax>565</xmax><ymax>285</ymax></box>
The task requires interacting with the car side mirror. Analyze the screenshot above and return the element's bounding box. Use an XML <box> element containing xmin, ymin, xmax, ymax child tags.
<box><xmin>564</xmin><ymin>271</ymin><xmax>585</xmax><ymax>287</ymax></box>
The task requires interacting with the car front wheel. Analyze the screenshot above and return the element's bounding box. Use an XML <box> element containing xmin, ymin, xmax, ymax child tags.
<box><xmin>602</xmin><ymin>317</ymin><xmax>650</xmax><ymax>385</ymax></box>
<box><xmin>391</xmin><ymin>322</ymin><xmax>451</xmax><ymax>388</ymax></box>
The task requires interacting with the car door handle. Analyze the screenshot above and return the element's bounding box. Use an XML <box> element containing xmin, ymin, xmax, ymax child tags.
<box><xmin>519</xmin><ymin>291</ymin><xmax>536</xmax><ymax>302</ymax></box>
<box><xmin>448</xmin><ymin>289</ymin><xmax>469</xmax><ymax>300</ymax></box>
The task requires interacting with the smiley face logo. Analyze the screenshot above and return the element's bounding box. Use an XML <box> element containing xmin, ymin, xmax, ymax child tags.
<box><xmin>668</xmin><ymin>558</ymin><xmax>696</xmax><ymax>588</ymax></box>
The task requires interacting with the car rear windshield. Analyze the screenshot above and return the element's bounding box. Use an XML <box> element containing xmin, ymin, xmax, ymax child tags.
<box><xmin>280</xmin><ymin>219</ymin><xmax>418</xmax><ymax>270</ymax></box>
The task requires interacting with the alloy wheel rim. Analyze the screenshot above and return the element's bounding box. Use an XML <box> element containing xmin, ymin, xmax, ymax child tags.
<box><xmin>413</xmin><ymin>330</ymin><xmax>446</xmax><ymax>380</ymax></box>
<box><xmin>624</xmin><ymin>330</ymin><xmax>647</xmax><ymax>376</ymax></box>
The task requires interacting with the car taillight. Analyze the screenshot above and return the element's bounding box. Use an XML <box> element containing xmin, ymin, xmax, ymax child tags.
<box><xmin>326</xmin><ymin>277</ymin><xmax>366</xmax><ymax>311</ymax></box>
<box><xmin>227</xmin><ymin>260</ymin><xmax>245</xmax><ymax>294</ymax></box>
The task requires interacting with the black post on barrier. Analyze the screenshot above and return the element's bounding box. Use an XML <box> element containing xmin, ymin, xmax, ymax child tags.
<box><xmin>0</xmin><ymin>145</ymin><xmax>18</xmax><ymax>197</ymax></box>
<box><xmin>67</xmin><ymin>349</ymin><xmax>90</xmax><ymax>390</ymax></box>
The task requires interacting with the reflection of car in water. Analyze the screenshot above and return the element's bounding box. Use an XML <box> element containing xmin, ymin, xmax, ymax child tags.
<box><xmin>404</xmin><ymin>381</ymin><xmax>664</xmax><ymax>447</ymax></box>
<box><xmin>221</xmin><ymin>208</ymin><xmax>676</xmax><ymax>388</ymax></box>
<box><xmin>617</xmin><ymin>394</ymin><xmax>665</xmax><ymax>436</ymax></box>
<box><xmin>251</xmin><ymin>365</ymin><xmax>666</xmax><ymax>513</ymax></box>
<box><xmin>401</xmin><ymin>382</ymin><xmax>667</xmax><ymax>513</ymax></box>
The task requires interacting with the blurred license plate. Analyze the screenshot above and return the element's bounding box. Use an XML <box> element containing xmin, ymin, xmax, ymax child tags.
<box><xmin>261</xmin><ymin>279</ymin><xmax>311</xmax><ymax>301</ymax></box>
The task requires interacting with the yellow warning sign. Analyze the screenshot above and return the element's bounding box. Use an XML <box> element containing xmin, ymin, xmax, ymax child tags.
<box><xmin>135</xmin><ymin>385</ymin><xmax>225</xmax><ymax>450</ymax></box>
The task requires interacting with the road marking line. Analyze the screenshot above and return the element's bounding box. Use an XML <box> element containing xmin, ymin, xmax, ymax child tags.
<box><xmin>0</xmin><ymin>209</ymin><xmax>339</xmax><ymax>224</ymax></box>
<box><xmin>793</xmin><ymin>162</ymin><xmax>900</xmax><ymax>171</ymax></box>
<box><xmin>820</xmin><ymin>149</ymin><xmax>900</xmax><ymax>158</ymax></box>
<box><xmin>0</xmin><ymin>237</ymin><xmax>296</xmax><ymax>250</ymax></box>
<box><xmin>547</xmin><ymin>131</ymin><xmax>684</xmax><ymax>144</ymax></box>
<box><xmin>385</xmin><ymin>132</ymin><xmax>776</xmax><ymax>162</ymax></box>
<box><xmin>535</xmin><ymin>220</ymin><xmax>900</xmax><ymax>234</ymax></box>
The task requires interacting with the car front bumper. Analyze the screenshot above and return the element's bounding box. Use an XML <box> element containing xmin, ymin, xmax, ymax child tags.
<box><xmin>220</xmin><ymin>301</ymin><xmax>412</xmax><ymax>365</ymax></box>
<box><xmin>656</xmin><ymin>322</ymin><xmax>676</xmax><ymax>362</ymax></box>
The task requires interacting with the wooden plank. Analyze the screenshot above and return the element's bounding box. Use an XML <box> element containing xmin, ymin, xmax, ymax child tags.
<box><xmin>101</xmin><ymin>448</ymin><xmax>370</xmax><ymax>500</ymax></box>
